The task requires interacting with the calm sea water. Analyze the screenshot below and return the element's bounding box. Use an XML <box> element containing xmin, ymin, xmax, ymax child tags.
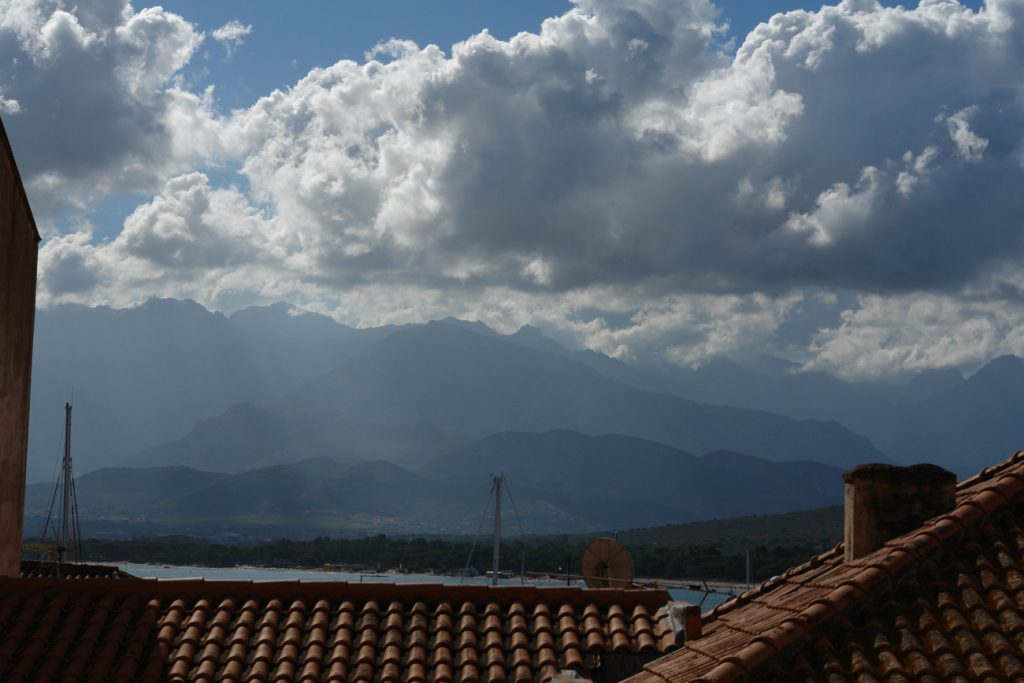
<box><xmin>117</xmin><ymin>563</ymin><xmax>734</xmax><ymax>610</ymax></box>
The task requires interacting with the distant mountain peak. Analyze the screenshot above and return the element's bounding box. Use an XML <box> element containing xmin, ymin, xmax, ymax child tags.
<box><xmin>233</xmin><ymin>301</ymin><xmax>318</xmax><ymax>318</ymax></box>
<box><xmin>228</xmin><ymin>301</ymin><xmax>360</xmax><ymax>341</ymax></box>
<box><xmin>136</xmin><ymin>297</ymin><xmax>216</xmax><ymax>317</ymax></box>
<box><xmin>263</xmin><ymin>301</ymin><xmax>294</xmax><ymax>314</ymax></box>
<box><xmin>231</xmin><ymin>301</ymin><xmax>302</xmax><ymax>319</ymax></box>
<box><xmin>431</xmin><ymin>317</ymin><xmax>498</xmax><ymax>336</ymax></box>
<box><xmin>966</xmin><ymin>354</ymin><xmax>1024</xmax><ymax>386</ymax></box>
<box><xmin>507</xmin><ymin>324</ymin><xmax>569</xmax><ymax>356</ymax></box>
<box><xmin>975</xmin><ymin>354</ymin><xmax>1024</xmax><ymax>373</ymax></box>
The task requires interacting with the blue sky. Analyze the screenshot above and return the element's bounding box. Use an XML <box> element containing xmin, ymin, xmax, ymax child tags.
<box><xmin>1</xmin><ymin>0</ymin><xmax>1018</xmax><ymax>379</ymax></box>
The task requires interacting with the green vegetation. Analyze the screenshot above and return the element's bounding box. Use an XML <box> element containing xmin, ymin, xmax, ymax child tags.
<box><xmin>613</xmin><ymin>505</ymin><xmax>843</xmax><ymax>551</ymax></box>
<box><xmin>72</xmin><ymin>505</ymin><xmax>842</xmax><ymax>583</ymax></box>
<box><xmin>22</xmin><ymin>505</ymin><xmax>845</xmax><ymax>583</ymax></box>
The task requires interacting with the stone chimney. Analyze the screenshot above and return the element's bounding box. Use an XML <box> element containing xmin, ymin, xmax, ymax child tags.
<box><xmin>843</xmin><ymin>463</ymin><xmax>956</xmax><ymax>562</ymax></box>
<box><xmin>0</xmin><ymin>115</ymin><xmax>40</xmax><ymax>576</ymax></box>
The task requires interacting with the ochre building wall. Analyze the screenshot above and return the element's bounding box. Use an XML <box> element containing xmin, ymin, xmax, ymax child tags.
<box><xmin>0</xmin><ymin>117</ymin><xmax>39</xmax><ymax>576</ymax></box>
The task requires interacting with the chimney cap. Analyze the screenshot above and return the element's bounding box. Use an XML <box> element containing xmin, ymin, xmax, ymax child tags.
<box><xmin>843</xmin><ymin>463</ymin><xmax>955</xmax><ymax>486</ymax></box>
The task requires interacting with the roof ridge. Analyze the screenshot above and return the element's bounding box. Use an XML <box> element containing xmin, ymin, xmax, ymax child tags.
<box><xmin>685</xmin><ymin>450</ymin><xmax>1024</xmax><ymax>681</ymax></box>
<box><xmin>703</xmin><ymin>545</ymin><xmax>843</xmax><ymax>621</ymax></box>
<box><xmin>0</xmin><ymin>575</ymin><xmax>672</xmax><ymax>608</ymax></box>
<box><xmin>0</xmin><ymin>575</ymin><xmax>679</xmax><ymax>681</ymax></box>
<box><xmin>956</xmin><ymin>448</ymin><xmax>1024</xmax><ymax>490</ymax></box>
<box><xmin>704</xmin><ymin>450</ymin><xmax>1024</xmax><ymax>624</ymax></box>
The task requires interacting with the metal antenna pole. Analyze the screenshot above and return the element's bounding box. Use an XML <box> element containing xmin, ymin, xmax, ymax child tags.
<box><xmin>492</xmin><ymin>475</ymin><xmax>502</xmax><ymax>586</ymax></box>
<box><xmin>61</xmin><ymin>403</ymin><xmax>71</xmax><ymax>564</ymax></box>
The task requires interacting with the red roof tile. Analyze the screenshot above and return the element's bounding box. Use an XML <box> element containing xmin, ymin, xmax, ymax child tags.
<box><xmin>0</xmin><ymin>578</ymin><xmax>680</xmax><ymax>682</ymax></box>
<box><xmin>19</xmin><ymin>559</ymin><xmax>135</xmax><ymax>579</ymax></box>
<box><xmin>626</xmin><ymin>450</ymin><xmax>1024</xmax><ymax>682</ymax></box>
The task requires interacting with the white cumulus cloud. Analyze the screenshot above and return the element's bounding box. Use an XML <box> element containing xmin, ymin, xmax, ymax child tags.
<box><xmin>9</xmin><ymin>0</ymin><xmax>1024</xmax><ymax>378</ymax></box>
<box><xmin>0</xmin><ymin>0</ymin><xmax>226</xmax><ymax>225</ymax></box>
<box><xmin>807</xmin><ymin>292</ymin><xmax>1024</xmax><ymax>380</ymax></box>
<box><xmin>212</xmin><ymin>19</ymin><xmax>252</xmax><ymax>57</ymax></box>
<box><xmin>945</xmin><ymin>106</ymin><xmax>989</xmax><ymax>162</ymax></box>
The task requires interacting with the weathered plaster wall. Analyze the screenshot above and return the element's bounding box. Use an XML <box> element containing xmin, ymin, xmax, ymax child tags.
<box><xmin>0</xmin><ymin>117</ymin><xmax>39</xmax><ymax>576</ymax></box>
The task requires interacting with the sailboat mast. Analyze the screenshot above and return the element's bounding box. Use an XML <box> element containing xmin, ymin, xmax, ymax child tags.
<box><xmin>61</xmin><ymin>402</ymin><xmax>71</xmax><ymax>560</ymax></box>
<box><xmin>492</xmin><ymin>475</ymin><xmax>502</xmax><ymax>586</ymax></box>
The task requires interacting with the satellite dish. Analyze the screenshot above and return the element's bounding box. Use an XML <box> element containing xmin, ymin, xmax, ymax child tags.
<box><xmin>581</xmin><ymin>537</ymin><xmax>634</xmax><ymax>588</ymax></box>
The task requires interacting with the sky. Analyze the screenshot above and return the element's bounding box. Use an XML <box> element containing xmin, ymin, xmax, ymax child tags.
<box><xmin>0</xmin><ymin>0</ymin><xmax>1018</xmax><ymax>380</ymax></box>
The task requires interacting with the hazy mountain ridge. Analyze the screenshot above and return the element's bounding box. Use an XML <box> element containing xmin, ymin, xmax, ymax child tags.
<box><xmin>26</xmin><ymin>431</ymin><xmax>844</xmax><ymax>535</ymax></box>
<box><xmin>29</xmin><ymin>299</ymin><xmax>386</xmax><ymax>480</ymax></box>
<box><xmin>271</xmin><ymin>322</ymin><xmax>884</xmax><ymax>466</ymax></box>
<box><xmin>420</xmin><ymin>431</ymin><xmax>844</xmax><ymax>529</ymax></box>
<box><xmin>871</xmin><ymin>355</ymin><xmax>1024</xmax><ymax>474</ymax></box>
<box><xmin>558</xmin><ymin>345</ymin><xmax>1021</xmax><ymax>475</ymax></box>
<box><xmin>23</xmin><ymin>465</ymin><xmax>229</xmax><ymax>519</ymax></box>
<box><xmin>499</xmin><ymin>320</ymin><xmax>1021</xmax><ymax>476</ymax></box>
<box><xmin>124</xmin><ymin>319</ymin><xmax>884</xmax><ymax>475</ymax></box>
<box><xmin>31</xmin><ymin>298</ymin><xmax>1022</xmax><ymax>496</ymax></box>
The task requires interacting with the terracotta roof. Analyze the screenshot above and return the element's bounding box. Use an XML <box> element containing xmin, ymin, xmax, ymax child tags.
<box><xmin>0</xmin><ymin>577</ymin><xmax>679</xmax><ymax>682</ymax></box>
<box><xmin>626</xmin><ymin>450</ymin><xmax>1024</xmax><ymax>683</ymax></box>
<box><xmin>19</xmin><ymin>559</ymin><xmax>135</xmax><ymax>579</ymax></box>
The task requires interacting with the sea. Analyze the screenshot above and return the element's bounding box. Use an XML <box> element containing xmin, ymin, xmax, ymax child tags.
<box><xmin>117</xmin><ymin>563</ymin><xmax>734</xmax><ymax>610</ymax></box>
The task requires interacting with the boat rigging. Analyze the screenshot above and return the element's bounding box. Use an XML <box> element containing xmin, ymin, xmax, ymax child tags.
<box><xmin>461</xmin><ymin>473</ymin><xmax>529</xmax><ymax>584</ymax></box>
<box><xmin>36</xmin><ymin>402</ymin><xmax>83</xmax><ymax>572</ymax></box>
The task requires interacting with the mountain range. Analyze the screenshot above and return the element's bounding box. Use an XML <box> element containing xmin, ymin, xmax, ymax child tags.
<box><xmin>24</xmin><ymin>430</ymin><xmax>844</xmax><ymax>535</ymax></box>
<box><xmin>571</xmin><ymin>351</ymin><xmax>1024</xmax><ymax>476</ymax></box>
<box><xmin>25</xmin><ymin>297</ymin><xmax>1024</xmax><ymax>535</ymax></box>
<box><xmin>29</xmin><ymin>300</ymin><xmax>379</xmax><ymax>480</ymax></box>
<box><xmin>128</xmin><ymin>319</ymin><xmax>882</xmax><ymax>476</ymax></box>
